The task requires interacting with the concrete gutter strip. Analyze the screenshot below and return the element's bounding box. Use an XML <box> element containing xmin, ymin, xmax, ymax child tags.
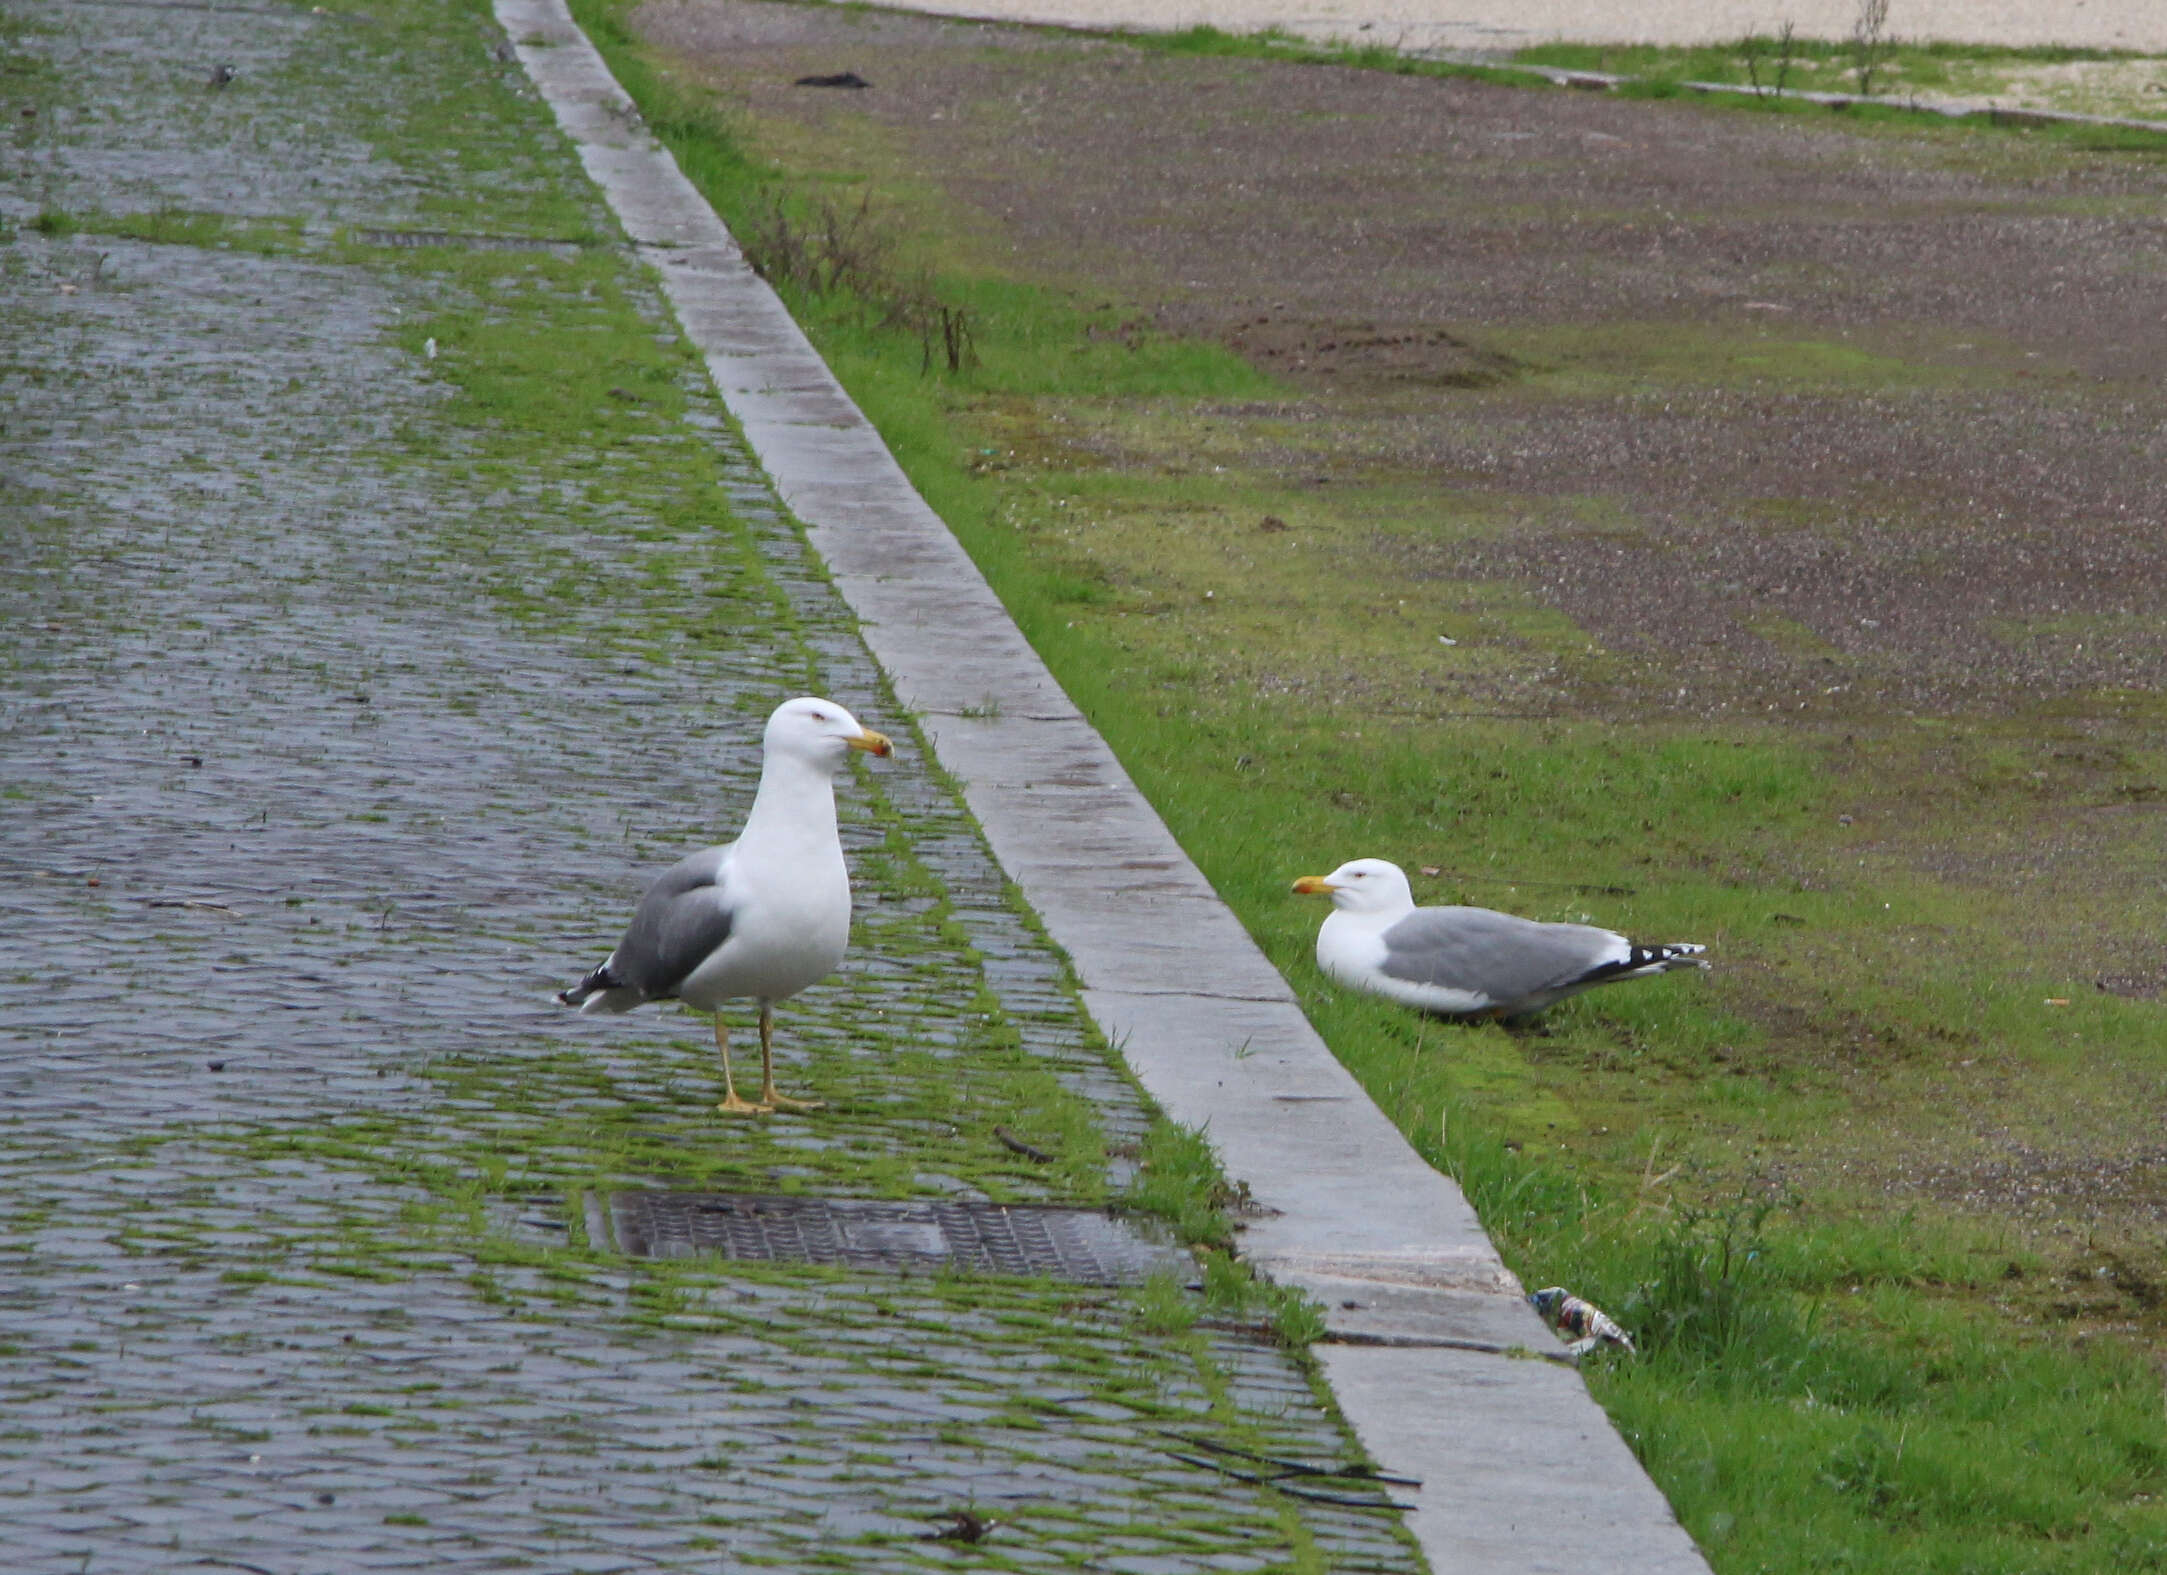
<box><xmin>499</xmin><ymin>2</ymin><xmax>1713</xmax><ymax>1568</ymax></box>
<box><xmin>1320</xmin><ymin>1346</ymin><xmax>1718</xmax><ymax>1575</ymax></box>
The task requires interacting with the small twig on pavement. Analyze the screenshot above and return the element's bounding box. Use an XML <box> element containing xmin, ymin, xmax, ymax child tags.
<box><xmin>920</xmin><ymin>1508</ymin><xmax>997</xmax><ymax>1543</ymax></box>
<box><xmin>1159</xmin><ymin>1430</ymin><xmax>1420</xmax><ymax>1487</ymax></box>
<box><xmin>993</xmin><ymin>1125</ymin><xmax>1052</xmax><ymax>1163</ymax></box>
<box><xmin>1164</xmin><ymin>1450</ymin><xmax>1413</xmax><ymax>1510</ymax></box>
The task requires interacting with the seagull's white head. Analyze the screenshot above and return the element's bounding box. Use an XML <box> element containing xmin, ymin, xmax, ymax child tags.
<box><xmin>764</xmin><ymin>696</ymin><xmax>893</xmax><ymax>771</ymax></box>
<box><xmin>1291</xmin><ymin>857</ymin><xmax>1415</xmax><ymax>915</ymax></box>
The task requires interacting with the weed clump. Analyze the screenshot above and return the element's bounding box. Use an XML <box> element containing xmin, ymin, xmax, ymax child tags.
<box><xmin>1124</xmin><ymin>1124</ymin><xmax>1325</xmax><ymax>1346</ymax></box>
<box><xmin>1621</xmin><ymin>1181</ymin><xmax>1807</xmax><ymax>1376</ymax></box>
<box><xmin>1742</xmin><ymin>22</ymin><xmax>1800</xmax><ymax>99</ymax></box>
<box><xmin>1125</xmin><ymin>1121</ymin><xmax>1242</xmax><ymax>1248</ymax></box>
<box><xmin>1848</xmin><ymin>0</ymin><xmax>1896</xmax><ymax>96</ymax></box>
<box><xmin>740</xmin><ymin>189</ymin><xmax>977</xmax><ymax>374</ymax></box>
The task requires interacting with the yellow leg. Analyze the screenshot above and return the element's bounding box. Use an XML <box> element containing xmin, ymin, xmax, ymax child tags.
<box><xmin>714</xmin><ymin>1014</ymin><xmax>772</xmax><ymax>1116</ymax></box>
<box><xmin>757</xmin><ymin>1000</ymin><xmax>824</xmax><ymax>1112</ymax></box>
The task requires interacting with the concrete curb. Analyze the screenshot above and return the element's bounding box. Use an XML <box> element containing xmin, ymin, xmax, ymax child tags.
<box><xmin>496</xmin><ymin>3</ymin><xmax>1712</xmax><ymax>1568</ymax></box>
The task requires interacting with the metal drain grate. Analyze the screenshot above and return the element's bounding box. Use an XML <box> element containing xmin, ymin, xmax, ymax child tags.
<box><xmin>353</xmin><ymin>228</ymin><xmax>592</xmax><ymax>254</ymax></box>
<box><xmin>588</xmin><ymin>1192</ymin><xmax>1190</xmax><ymax>1285</ymax></box>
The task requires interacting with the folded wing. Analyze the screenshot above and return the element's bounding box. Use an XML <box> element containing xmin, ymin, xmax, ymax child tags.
<box><xmin>1377</xmin><ymin>906</ymin><xmax>1635</xmax><ymax>1006</ymax></box>
<box><xmin>560</xmin><ymin>845</ymin><xmax>737</xmax><ymax>1011</ymax></box>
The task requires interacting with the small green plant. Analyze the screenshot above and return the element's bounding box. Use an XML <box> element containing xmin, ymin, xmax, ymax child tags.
<box><xmin>1195</xmin><ymin>1247</ymin><xmax>1327</xmax><ymax>1347</ymax></box>
<box><xmin>1849</xmin><ymin>0</ymin><xmax>1895</xmax><ymax>95</ymax></box>
<box><xmin>739</xmin><ymin>188</ymin><xmax>976</xmax><ymax>374</ymax></box>
<box><xmin>30</xmin><ymin>207</ymin><xmax>75</xmax><ymax>238</ymax></box>
<box><xmin>1743</xmin><ymin>22</ymin><xmax>1800</xmax><ymax>99</ymax></box>
<box><xmin>1262</xmin><ymin>1278</ymin><xmax>1327</xmax><ymax>1347</ymax></box>
<box><xmin>1131</xmin><ymin>1269</ymin><xmax>1200</xmax><ymax>1335</ymax></box>
<box><xmin>1620</xmin><ymin>1176</ymin><xmax>1808</xmax><ymax>1380</ymax></box>
<box><xmin>1124</xmin><ymin>1121</ymin><xmax>1238</xmax><ymax>1248</ymax></box>
<box><xmin>1819</xmin><ymin>1421</ymin><xmax>1909</xmax><ymax>1511</ymax></box>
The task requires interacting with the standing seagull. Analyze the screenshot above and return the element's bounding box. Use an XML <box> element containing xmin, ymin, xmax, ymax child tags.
<box><xmin>558</xmin><ymin>696</ymin><xmax>893</xmax><ymax>1115</ymax></box>
<box><xmin>1291</xmin><ymin>858</ymin><xmax>1705</xmax><ymax>1021</ymax></box>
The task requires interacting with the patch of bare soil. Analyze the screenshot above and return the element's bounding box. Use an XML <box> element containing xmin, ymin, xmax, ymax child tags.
<box><xmin>645</xmin><ymin>0</ymin><xmax>2167</xmax><ymax>715</ymax></box>
<box><xmin>1224</xmin><ymin>317</ymin><xmax>1523</xmax><ymax>388</ymax></box>
<box><xmin>1435</xmin><ymin>504</ymin><xmax>2167</xmax><ymax>712</ymax></box>
<box><xmin>1917</xmin><ymin>1138</ymin><xmax>2167</xmax><ymax>1229</ymax></box>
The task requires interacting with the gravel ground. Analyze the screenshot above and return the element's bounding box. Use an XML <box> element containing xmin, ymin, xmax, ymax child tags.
<box><xmin>647</xmin><ymin>0</ymin><xmax>2167</xmax><ymax>717</ymax></box>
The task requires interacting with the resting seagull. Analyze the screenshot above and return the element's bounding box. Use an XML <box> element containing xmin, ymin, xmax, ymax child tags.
<box><xmin>1291</xmin><ymin>858</ymin><xmax>1705</xmax><ymax>1021</ymax></box>
<box><xmin>558</xmin><ymin>696</ymin><xmax>893</xmax><ymax>1115</ymax></box>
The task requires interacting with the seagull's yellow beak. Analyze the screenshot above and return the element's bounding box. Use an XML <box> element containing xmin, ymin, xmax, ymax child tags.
<box><xmin>1291</xmin><ymin>875</ymin><xmax>1335</xmax><ymax>896</ymax></box>
<box><xmin>849</xmin><ymin>728</ymin><xmax>894</xmax><ymax>758</ymax></box>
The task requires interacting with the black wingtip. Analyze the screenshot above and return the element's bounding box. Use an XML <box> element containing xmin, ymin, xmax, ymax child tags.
<box><xmin>1623</xmin><ymin>941</ymin><xmax>1708</xmax><ymax>975</ymax></box>
<box><xmin>557</xmin><ymin>963</ymin><xmax>619</xmax><ymax>1008</ymax></box>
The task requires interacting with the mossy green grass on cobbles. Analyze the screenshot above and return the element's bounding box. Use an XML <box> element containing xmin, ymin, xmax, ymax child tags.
<box><xmin>21</xmin><ymin>207</ymin><xmax>307</xmax><ymax>254</ymax></box>
<box><xmin>1</xmin><ymin>7</ymin><xmax>1412</xmax><ymax>1558</ymax></box>
<box><xmin>16</xmin><ymin>0</ymin><xmax>1305</xmax><ymax>1329</ymax></box>
<box><xmin>575</xmin><ymin>8</ymin><xmax>2167</xmax><ymax>1570</ymax></box>
<box><xmin>0</xmin><ymin>5</ymin><xmax>52</xmax><ymax>83</ymax></box>
<box><xmin>279</xmin><ymin>0</ymin><xmax>609</xmax><ymax>238</ymax></box>
<box><xmin>202</xmin><ymin>237</ymin><xmax>1151</xmax><ymax>1210</ymax></box>
<box><xmin>327</xmin><ymin>233</ymin><xmax>1171</xmax><ymax>1216</ymax></box>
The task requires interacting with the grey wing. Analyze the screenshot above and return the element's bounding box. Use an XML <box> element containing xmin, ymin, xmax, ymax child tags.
<box><xmin>609</xmin><ymin>844</ymin><xmax>737</xmax><ymax>1000</ymax></box>
<box><xmin>1376</xmin><ymin>906</ymin><xmax>1625</xmax><ymax>1003</ymax></box>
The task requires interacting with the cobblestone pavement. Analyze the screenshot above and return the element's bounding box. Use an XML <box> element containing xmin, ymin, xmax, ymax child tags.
<box><xmin>0</xmin><ymin>2</ymin><xmax>1423</xmax><ymax>1570</ymax></box>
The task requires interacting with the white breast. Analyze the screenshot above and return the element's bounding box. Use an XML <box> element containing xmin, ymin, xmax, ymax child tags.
<box><xmin>1315</xmin><ymin>910</ymin><xmax>1388</xmax><ymax>992</ymax></box>
<box><xmin>1316</xmin><ymin>910</ymin><xmax>1496</xmax><ymax>1015</ymax></box>
<box><xmin>679</xmin><ymin>847</ymin><xmax>850</xmax><ymax>1008</ymax></box>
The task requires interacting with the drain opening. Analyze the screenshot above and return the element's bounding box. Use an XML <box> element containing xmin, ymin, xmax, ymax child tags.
<box><xmin>589</xmin><ymin>1192</ymin><xmax>1188</xmax><ymax>1285</ymax></box>
<box><xmin>353</xmin><ymin>228</ymin><xmax>593</xmax><ymax>253</ymax></box>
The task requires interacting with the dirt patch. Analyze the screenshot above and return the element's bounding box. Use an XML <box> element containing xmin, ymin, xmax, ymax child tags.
<box><xmin>1224</xmin><ymin>316</ymin><xmax>1526</xmax><ymax>388</ymax></box>
<box><xmin>2095</xmin><ymin>966</ymin><xmax>2167</xmax><ymax>1001</ymax></box>
<box><xmin>1917</xmin><ymin>1139</ymin><xmax>2167</xmax><ymax>1228</ymax></box>
<box><xmin>645</xmin><ymin>0</ymin><xmax>2167</xmax><ymax>716</ymax></box>
<box><xmin>1428</xmin><ymin>504</ymin><xmax>2167</xmax><ymax>712</ymax></box>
